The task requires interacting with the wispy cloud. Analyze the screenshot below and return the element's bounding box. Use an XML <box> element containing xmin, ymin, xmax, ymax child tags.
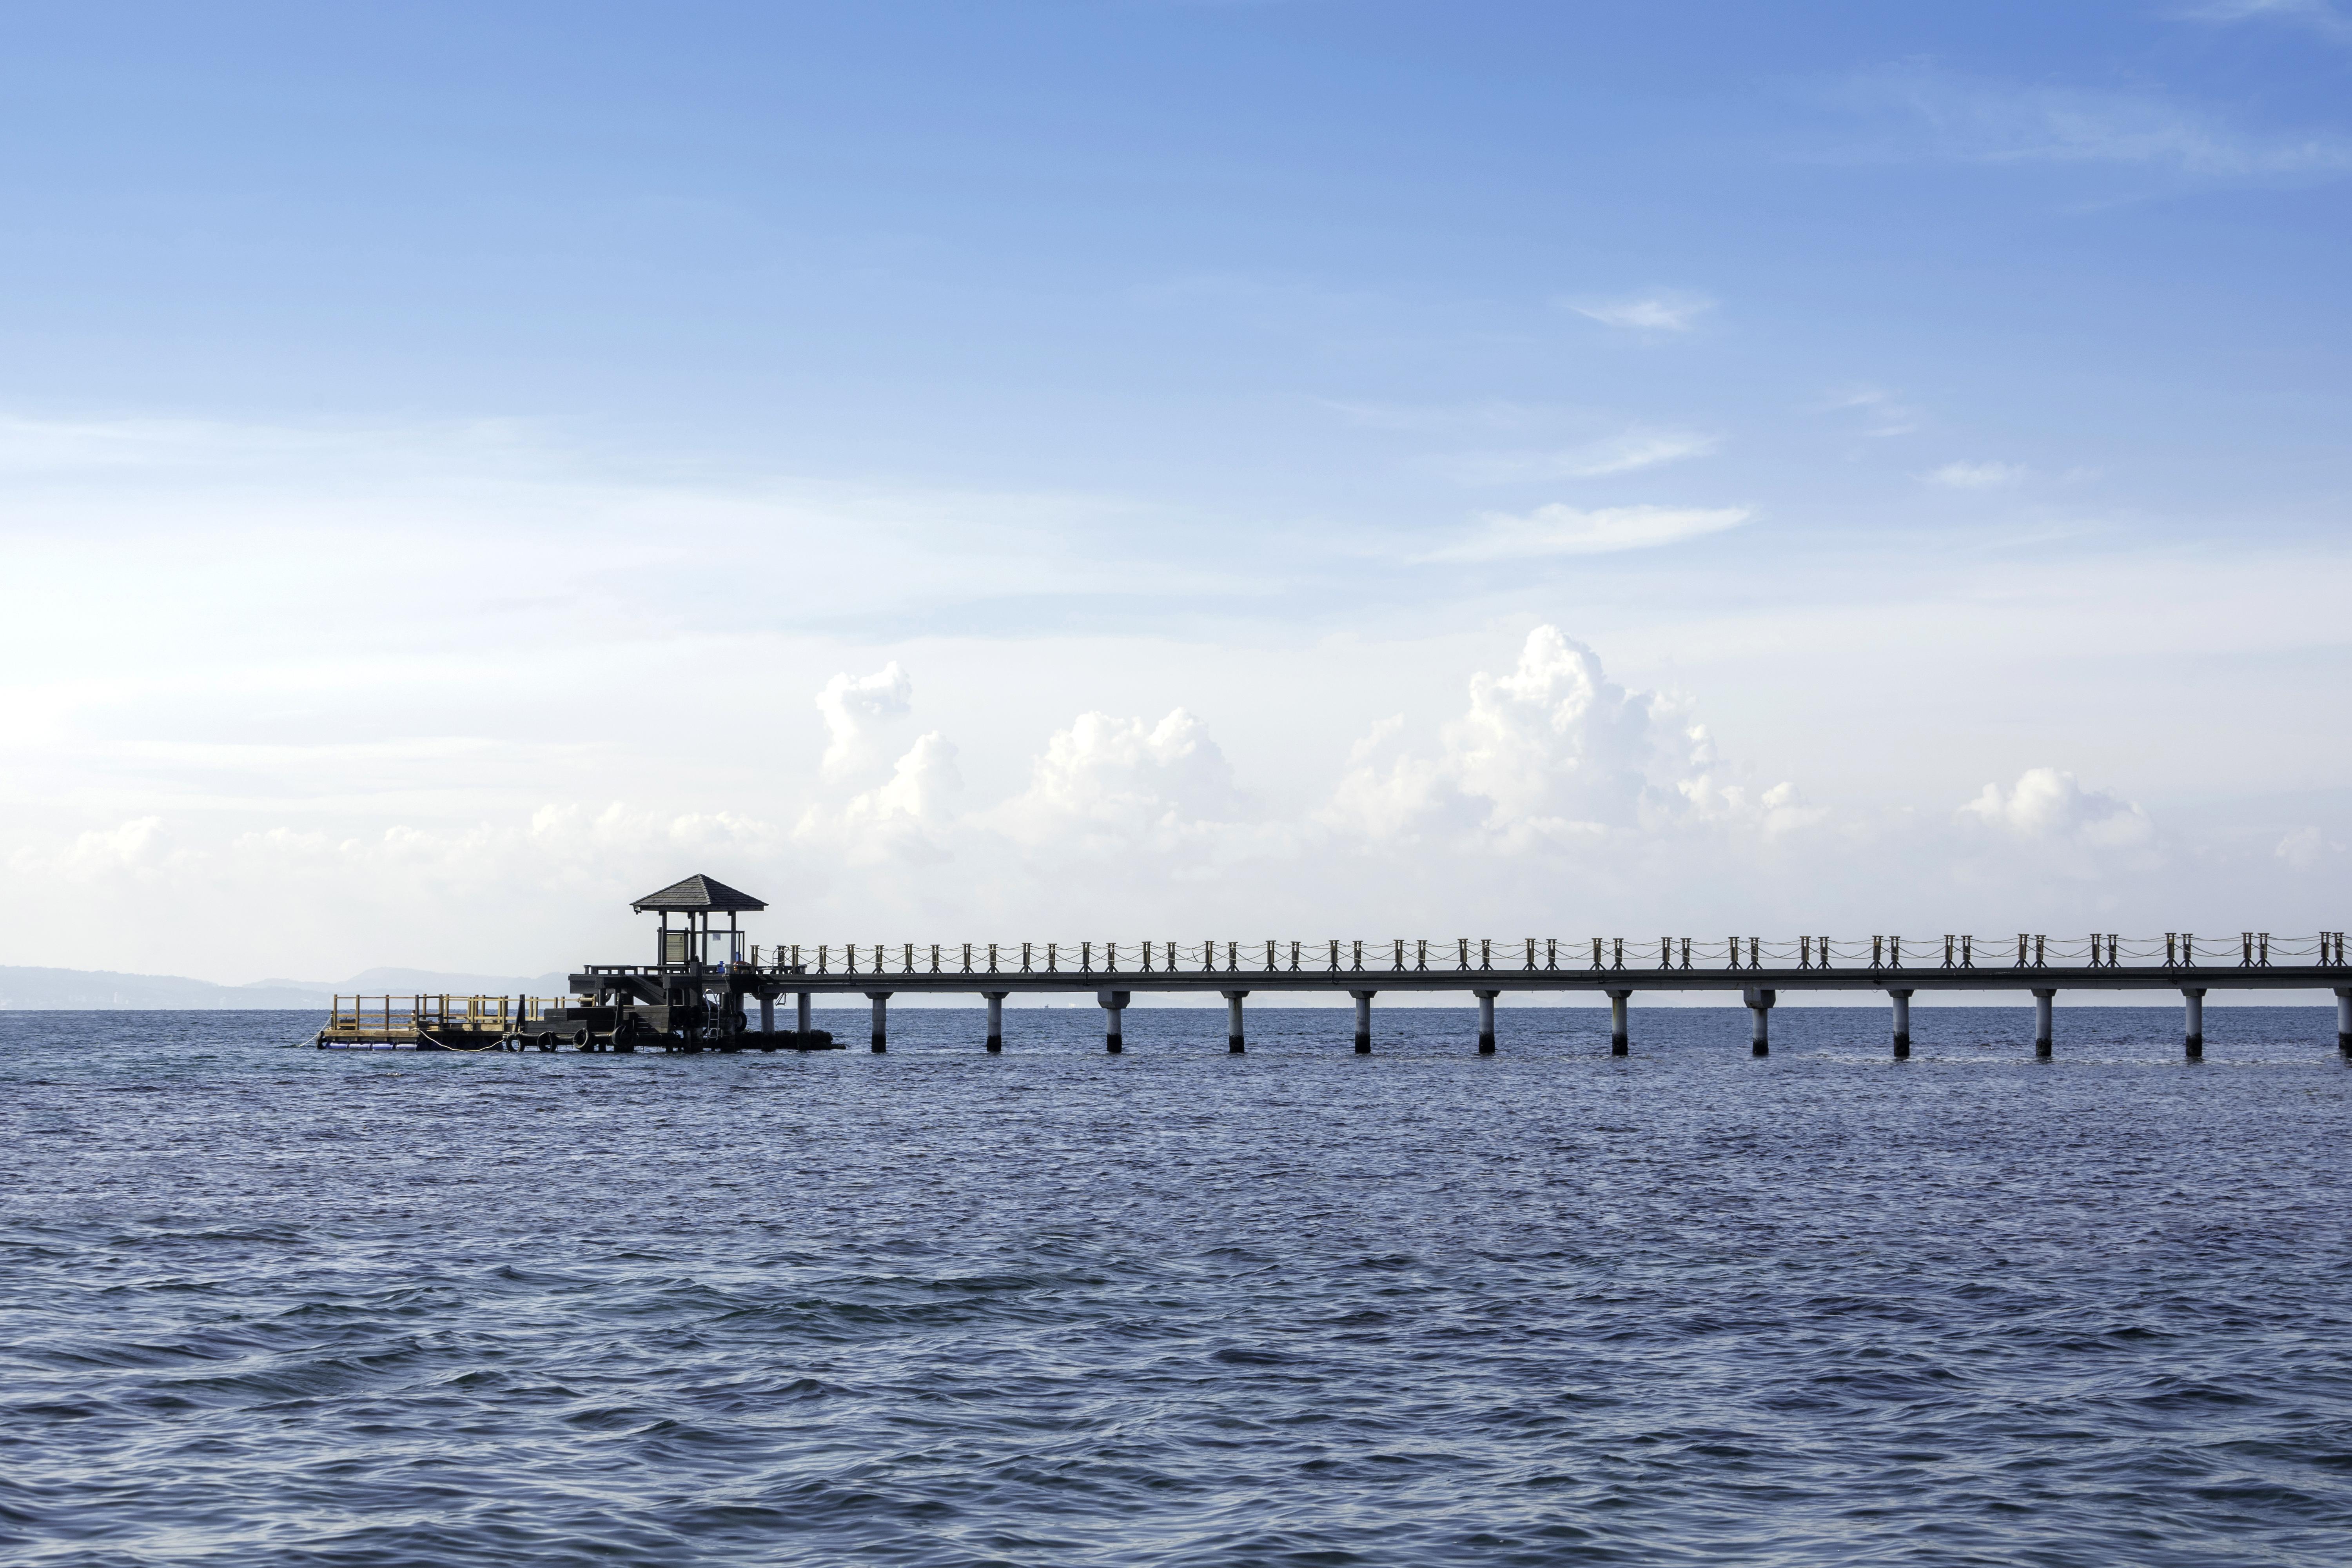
<box><xmin>2185</xmin><ymin>0</ymin><xmax>2352</xmax><ymax>44</ymax></box>
<box><xmin>1417</xmin><ymin>503</ymin><xmax>1750</xmax><ymax>563</ymax></box>
<box><xmin>1925</xmin><ymin>460</ymin><xmax>2026</xmax><ymax>489</ymax></box>
<box><xmin>1443</xmin><ymin>429</ymin><xmax>1718</xmax><ymax>484</ymax></box>
<box><xmin>1563</xmin><ymin>291</ymin><xmax>1717</xmax><ymax>332</ymax></box>
<box><xmin>1833</xmin><ymin>63</ymin><xmax>2352</xmax><ymax>181</ymax></box>
<box><xmin>1824</xmin><ymin>386</ymin><xmax>1920</xmax><ymax>439</ymax></box>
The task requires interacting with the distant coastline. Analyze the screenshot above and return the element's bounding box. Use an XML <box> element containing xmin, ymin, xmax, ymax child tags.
<box><xmin>0</xmin><ymin>965</ymin><xmax>566</xmax><ymax>1011</ymax></box>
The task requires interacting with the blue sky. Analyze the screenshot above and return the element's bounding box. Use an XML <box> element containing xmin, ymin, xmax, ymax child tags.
<box><xmin>4</xmin><ymin>2</ymin><xmax>2348</xmax><ymax>978</ymax></box>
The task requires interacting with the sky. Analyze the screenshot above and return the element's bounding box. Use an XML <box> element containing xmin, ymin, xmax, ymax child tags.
<box><xmin>3</xmin><ymin>0</ymin><xmax>2348</xmax><ymax>983</ymax></box>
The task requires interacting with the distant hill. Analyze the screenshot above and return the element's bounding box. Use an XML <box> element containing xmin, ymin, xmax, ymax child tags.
<box><xmin>0</xmin><ymin>965</ymin><xmax>569</xmax><ymax>1010</ymax></box>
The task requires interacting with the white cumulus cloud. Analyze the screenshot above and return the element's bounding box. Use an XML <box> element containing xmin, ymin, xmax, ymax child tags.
<box><xmin>995</xmin><ymin>709</ymin><xmax>1250</xmax><ymax>854</ymax></box>
<box><xmin>1960</xmin><ymin>768</ymin><xmax>2154</xmax><ymax>848</ymax></box>
<box><xmin>816</xmin><ymin>661</ymin><xmax>915</xmax><ymax>777</ymax></box>
<box><xmin>1325</xmin><ymin>627</ymin><xmax>1814</xmax><ymax>853</ymax></box>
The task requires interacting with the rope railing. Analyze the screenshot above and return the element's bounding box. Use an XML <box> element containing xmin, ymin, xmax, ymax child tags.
<box><xmin>748</xmin><ymin>933</ymin><xmax>2350</xmax><ymax>977</ymax></box>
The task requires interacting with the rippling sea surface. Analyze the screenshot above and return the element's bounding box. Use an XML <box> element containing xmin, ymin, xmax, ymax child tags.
<box><xmin>6</xmin><ymin>1004</ymin><xmax>2352</xmax><ymax>1566</ymax></box>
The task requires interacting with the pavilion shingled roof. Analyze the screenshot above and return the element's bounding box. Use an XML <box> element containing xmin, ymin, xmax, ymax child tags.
<box><xmin>628</xmin><ymin>874</ymin><xmax>768</xmax><ymax>913</ymax></box>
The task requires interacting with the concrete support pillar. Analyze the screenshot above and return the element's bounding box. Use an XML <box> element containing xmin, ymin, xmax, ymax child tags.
<box><xmin>2337</xmin><ymin>989</ymin><xmax>2351</xmax><ymax>1060</ymax></box>
<box><xmin>796</xmin><ymin>991</ymin><xmax>811</xmax><ymax>1038</ymax></box>
<box><xmin>2183</xmin><ymin>987</ymin><xmax>2205</xmax><ymax>1060</ymax></box>
<box><xmin>1475</xmin><ymin>989</ymin><xmax>1498</xmax><ymax>1054</ymax></box>
<box><xmin>759</xmin><ymin>993</ymin><xmax>774</xmax><ymax>1034</ymax></box>
<box><xmin>866</xmin><ymin>992</ymin><xmax>891</xmax><ymax>1054</ymax></box>
<box><xmin>1098</xmin><ymin>989</ymin><xmax>1129</xmax><ymax>1054</ymax></box>
<box><xmin>1744</xmin><ymin>986</ymin><xmax>1775</xmax><ymax>1057</ymax></box>
<box><xmin>1221</xmin><ymin>990</ymin><xmax>1248</xmax><ymax>1054</ymax></box>
<box><xmin>984</xmin><ymin>991</ymin><xmax>1006</xmax><ymax>1053</ymax></box>
<box><xmin>1889</xmin><ymin>989</ymin><xmax>1912</xmax><ymax>1060</ymax></box>
<box><xmin>2033</xmin><ymin>988</ymin><xmax>2054</xmax><ymax>1058</ymax></box>
<box><xmin>1351</xmin><ymin>990</ymin><xmax>1374</xmax><ymax>1054</ymax></box>
<box><xmin>1607</xmin><ymin>988</ymin><xmax>1630</xmax><ymax>1056</ymax></box>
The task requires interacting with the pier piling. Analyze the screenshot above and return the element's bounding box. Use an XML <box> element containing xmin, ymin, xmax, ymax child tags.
<box><xmin>2183</xmin><ymin>987</ymin><xmax>2205</xmax><ymax>1060</ymax></box>
<box><xmin>797</xmin><ymin>991</ymin><xmax>811</xmax><ymax>1038</ymax></box>
<box><xmin>867</xmin><ymin>992</ymin><xmax>891</xmax><ymax>1053</ymax></box>
<box><xmin>984</xmin><ymin>991</ymin><xmax>1006</xmax><ymax>1052</ymax></box>
<box><xmin>1221</xmin><ymin>990</ymin><xmax>1248</xmax><ymax>1053</ymax></box>
<box><xmin>1607</xmin><ymin>988</ymin><xmax>1630</xmax><ymax>1055</ymax></box>
<box><xmin>2033</xmin><ymin>989</ymin><xmax>2055</xmax><ymax>1057</ymax></box>
<box><xmin>1475</xmin><ymin>989</ymin><xmax>1498</xmax><ymax>1053</ymax></box>
<box><xmin>759</xmin><ymin>994</ymin><xmax>774</xmax><ymax>1034</ymax></box>
<box><xmin>1099</xmin><ymin>989</ymin><xmax>1128</xmax><ymax>1054</ymax></box>
<box><xmin>2337</xmin><ymin>988</ymin><xmax>2350</xmax><ymax>1059</ymax></box>
<box><xmin>1351</xmin><ymin>989</ymin><xmax>1374</xmax><ymax>1053</ymax></box>
<box><xmin>1744</xmin><ymin>987</ymin><xmax>1775</xmax><ymax>1056</ymax></box>
<box><xmin>1889</xmin><ymin>987</ymin><xmax>1912</xmax><ymax>1059</ymax></box>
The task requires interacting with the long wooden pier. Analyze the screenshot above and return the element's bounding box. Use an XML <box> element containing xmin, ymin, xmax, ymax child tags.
<box><xmin>545</xmin><ymin>881</ymin><xmax>2352</xmax><ymax>1061</ymax></box>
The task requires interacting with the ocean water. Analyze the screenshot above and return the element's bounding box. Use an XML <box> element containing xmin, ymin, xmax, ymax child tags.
<box><xmin>5</xmin><ymin>1004</ymin><xmax>2350</xmax><ymax>1566</ymax></box>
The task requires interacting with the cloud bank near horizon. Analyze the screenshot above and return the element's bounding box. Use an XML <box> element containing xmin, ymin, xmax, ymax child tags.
<box><xmin>13</xmin><ymin>623</ymin><xmax>2334</xmax><ymax>983</ymax></box>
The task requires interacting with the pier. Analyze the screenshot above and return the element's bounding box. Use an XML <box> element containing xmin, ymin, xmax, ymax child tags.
<box><xmin>318</xmin><ymin>876</ymin><xmax>2352</xmax><ymax>1058</ymax></box>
